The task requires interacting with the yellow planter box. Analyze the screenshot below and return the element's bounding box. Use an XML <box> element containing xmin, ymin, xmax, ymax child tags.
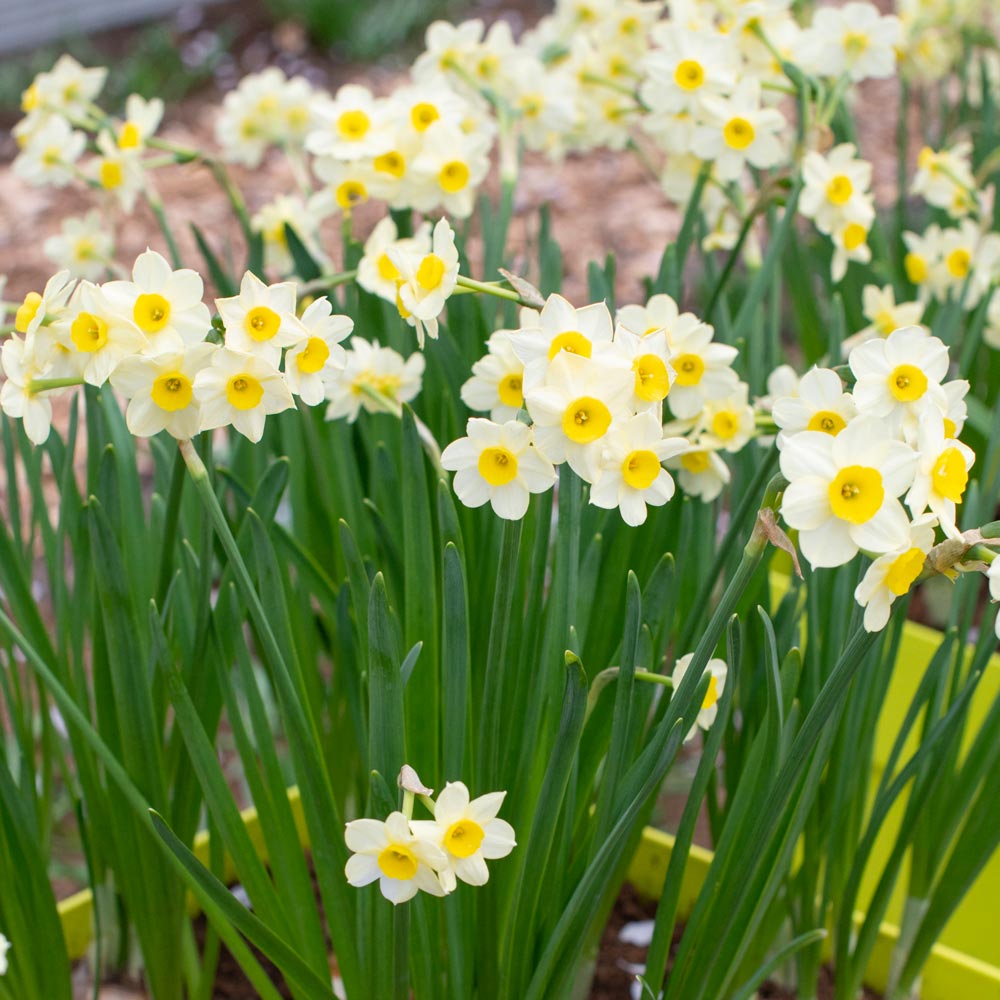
<box><xmin>626</xmin><ymin>827</ymin><xmax>1000</xmax><ymax>1000</ymax></box>
<box><xmin>769</xmin><ymin>570</ymin><xmax>1000</xmax><ymax>971</ymax></box>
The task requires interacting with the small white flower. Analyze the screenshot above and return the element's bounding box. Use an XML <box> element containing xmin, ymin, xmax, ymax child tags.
<box><xmin>695</xmin><ymin>383</ymin><xmax>756</xmax><ymax>453</ymax></box>
<box><xmin>441</xmin><ymin>418</ymin><xmax>556</xmax><ymax>520</ymax></box>
<box><xmin>345</xmin><ymin>811</ymin><xmax>449</xmax><ymax>905</ymax></box>
<box><xmin>662</xmin><ymin>321</ymin><xmax>739</xmax><ymax>421</ymax></box>
<box><xmin>589</xmin><ymin>412</ymin><xmax>688</xmax><ymax>526</ymax></box>
<box><xmin>0</xmin><ymin>337</ymin><xmax>58</xmax><ymax>445</ymax></box>
<box><xmin>772</xmin><ymin>367</ymin><xmax>856</xmax><ymax>445</ymax></box>
<box><xmin>667</xmin><ymin>442</ymin><xmax>731</xmax><ymax>502</ymax></box>
<box><xmin>460</xmin><ymin>331</ymin><xmax>526</xmax><ymax>421</ymax></box>
<box><xmin>102</xmin><ymin>249</ymin><xmax>212</xmax><ymax>354</ymax></box>
<box><xmin>92</xmin><ymin>132</ymin><xmax>146</xmax><ymax>212</ymax></box>
<box><xmin>216</xmin><ymin>272</ymin><xmax>300</xmax><ymax>365</ymax></box>
<box><xmin>843</xmin><ymin>284</ymin><xmax>926</xmax><ymax>352</ymax></box>
<box><xmin>42</xmin><ymin>211</ymin><xmax>114</xmax><ymax>281</ymax></box>
<box><xmin>325</xmin><ymin>340</ymin><xmax>425</xmax><ymax>423</ymax></box>
<box><xmin>392</xmin><ymin>218</ymin><xmax>460</xmax><ymax>347</ymax></box>
<box><xmin>904</xmin><ymin>412</ymin><xmax>974</xmax><ymax>537</ymax></box>
<box><xmin>0</xmin><ymin>932</ymin><xmax>10</xmax><ymax>976</ymax></box>
<box><xmin>117</xmin><ymin>93</ymin><xmax>164</xmax><ymax>150</ymax></box>
<box><xmin>306</xmin><ymin>83</ymin><xmax>391</xmax><ymax>159</ymax></box>
<box><xmin>779</xmin><ymin>416</ymin><xmax>917</xmax><ymax>569</ymax></box>
<box><xmin>613</xmin><ymin>325</ymin><xmax>676</xmax><ymax>414</ymax></box>
<box><xmin>509</xmin><ymin>294</ymin><xmax>620</xmax><ymax>393</ymax></box>
<box><xmin>855</xmin><ymin>514</ymin><xmax>937</xmax><ymax>632</ymax></box>
<box><xmin>110</xmin><ymin>344</ymin><xmax>217</xmax><ymax>439</ymax></box>
<box><xmin>691</xmin><ymin>78</ymin><xmax>785</xmax><ymax>182</ymax></box>
<box><xmin>357</xmin><ymin>217</ymin><xmax>432</xmax><ymax>303</ymax></box>
<box><xmin>194</xmin><ymin>348</ymin><xmax>295</xmax><ymax>443</ymax></box>
<box><xmin>849</xmin><ymin>326</ymin><xmax>949</xmax><ymax>442</ymax></box>
<box><xmin>798</xmin><ymin>2</ymin><xmax>901</xmax><ymax>82</ymax></box>
<box><xmin>830</xmin><ymin>219</ymin><xmax>872</xmax><ymax>283</ymax></box>
<box><xmin>283</xmin><ymin>298</ymin><xmax>352</xmax><ymax>406</ymax></box>
<box><xmin>524</xmin><ymin>352</ymin><xmax>633</xmax><ymax>481</ymax></box>
<box><xmin>671</xmin><ymin>654</ymin><xmax>728</xmax><ymax>741</ymax></box>
<box><xmin>800</xmin><ymin>143</ymin><xmax>875</xmax><ymax>236</ymax></box>
<box><xmin>410</xmin><ymin>782</ymin><xmax>516</xmax><ymax>889</ymax></box>
<box><xmin>55</xmin><ymin>282</ymin><xmax>147</xmax><ymax>386</ymax></box>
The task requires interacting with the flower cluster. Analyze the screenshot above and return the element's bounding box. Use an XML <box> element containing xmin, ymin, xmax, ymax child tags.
<box><xmin>0</xmin><ymin>251</ymin><xmax>426</xmax><ymax>445</ymax></box>
<box><xmin>445</xmin><ymin>291</ymin><xmax>752</xmax><ymax>523</ymax></box>
<box><xmin>345</xmin><ymin>781</ymin><xmax>515</xmax><ymax>904</ymax></box>
<box><xmin>771</xmin><ymin>325</ymin><xmax>974</xmax><ymax>632</ymax></box>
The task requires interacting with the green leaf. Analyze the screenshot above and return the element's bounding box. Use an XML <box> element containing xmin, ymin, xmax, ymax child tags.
<box><xmin>369</xmin><ymin>573</ymin><xmax>406</xmax><ymax>789</ymax></box>
<box><xmin>149</xmin><ymin>811</ymin><xmax>334</xmax><ymax>1000</ymax></box>
<box><xmin>284</xmin><ymin>222</ymin><xmax>322</xmax><ymax>281</ymax></box>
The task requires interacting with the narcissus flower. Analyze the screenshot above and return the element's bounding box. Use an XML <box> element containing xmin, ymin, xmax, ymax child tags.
<box><xmin>110</xmin><ymin>344</ymin><xmax>217</xmax><ymax>439</ymax></box>
<box><xmin>345</xmin><ymin>811</ymin><xmax>448</xmax><ymax>905</ymax></box>
<box><xmin>57</xmin><ymin>282</ymin><xmax>146</xmax><ymax>386</ymax></box>
<box><xmin>193</xmin><ymin>348</ymin><xmax>295</xmax><ymax>443</ymax></box>
<box><xmin>442</xmin><ymin>418</ymin><xmax>556</xmax><ymax>520</ymax></box>
<box><xmin>306</xmin><ymin>83</ymin><xmax>391</xmax><ymax>159</ymax></box>
<box><xmin>691</xmin><ymin>79</ymin><xmax>785</xmax><ymax>182</ymax></box>
<box><xmin>392</xmin><ymin>217</ymin><xmax>460</xmax><ymax>347</ymax></box>
<box><xmin>42</xmin><ymin>211</ymin><xmax>114</xmax><ymax>281</ymax></box>
<box><xmin>116</xmin><ymin>93</ymin><xmax>164</xmax><ymax>150</ymax></box>
<box><xmin>772</xmin><ymin>367</ymin><xmax>857</xmax><ymax>445</ymax></box>
<box><xmin>613</xmin><ymin>326</ymin><xmax>675</xmax><ymax>413</ymax></box>
<box><xmin>12</xmin><ymin>116</ymin><xmax>86</xmax><ymax>188</ymax></box>
<box><xmin>662</xmin><ymin>321</ymin><xmax>739</xmax><ymax>420</ymax></box>
<box><xmin>410</xmin><ymin>782</ymin><xmax>516</xmax><ymax>888</ymax></box>
<box><xmin>588</xmin><ymin>412</ymin><xmax>687</xmax><ymax>526</ymax></box>
<box><xmin>460</xmin><ymin>330</ymin><xmax>527</xmax><ymax>421</ymax></box>
<box><xmin>780</xmin><ymin>416</ymin><xmax>917</xmax><ymax>569</ymax></box>
<box><xmin>0</xmin><ymin>337</ymin><xmax>57</xmax><ymax>445</ymax></box>
<box><xmin>283</xmin><ymin>298</ymin><xmax>352</xmax><ymax>406</ymax></box>
<box><xmin>855</xmin><ymin>514</ymin><xmax>937</xmax><ymax>632</ymax></box>
<box><xmin>524</xmin><ymin>351</ymin><xmax>633</xmax><ymax>480</ymax></box>
<box><xmin>325</xmin><ymin>340</ymin><xmax>425</xmax><ymax>422</ymax></box>
<box><xmin>844</xmin><ymin>284</ymin><xmax>926</xmax><ymax>351</ymax></box>
<box><xmin>905</xmin><ymin>413</ymin><xmax>974</xmax><ymax>537</ymax></box>
<box><xmin>667</xmin><ymin>443</ymin><xmax>731</xmax><ymax>502</ymax></box>
<box><xmin>671</xmin><ymin>653</ymin><xmax>728</xmax><ymax>742</ymax></box>
<box><xmin>510</xmin><ymin>294</ymin><xmax>618</xmax><ymax>392</ymax></box>
<box><xmin>216</xmin><ymin>272</ymin><xmax>300</xmax><ymax>365</ymax></box>
<box><xmin>850</xmin><ymin>326</ymin><xmax>949</xmax><ymax>441</ymax></box>
<box><xmin>357</xmin><ymin>216</ymin><xmax>432</xmax><ymax>303</ymax></box>
<box><xmin>798</xmin><ymin>2</ymin><xmax>901</xmax><ymax>82</ymax></box>
<box><xmin>102</xmin><ymin>249</ymin><xmax>212</xmax><ymax>354</ymax></box>
<box><xmin>800</xmin><ymin>143</ymin><xmax>875</xmax><ymax>236</ymax></box>
<box><xmin>696</xmin><ymin>383</ymin><xmax>755</xmax><ymax>453</ymax></box>
<box><xmin>831</xmin><ymin>219</ymin><xmax>872</xmax><ymax>283</ymax></box>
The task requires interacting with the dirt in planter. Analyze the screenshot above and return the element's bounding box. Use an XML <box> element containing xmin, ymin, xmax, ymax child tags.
<box><xmin>590</xmin><ymin>883</ymin><xmax>883</xmax><ymax>1000</ymax></box>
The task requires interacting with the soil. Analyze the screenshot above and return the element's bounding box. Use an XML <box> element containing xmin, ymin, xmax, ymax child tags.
<box><xmin>95</xmin><ymin>881</ymin><xmax>879</xmax><ymax>999</ymax></box>
<box><xmin>590</xmin><ymin>883</ymin><xmax>883</xmax><ymax>1000</ymax></box>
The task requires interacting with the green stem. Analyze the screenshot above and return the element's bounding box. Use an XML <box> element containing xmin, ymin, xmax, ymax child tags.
<box><xmin>147</xmin><ymin>194</ymin><xmax>183</xmax><ymax>269</ymax></box>
<box><xmin>297</xmin><ymin>269</ymin><xmax>359</xmax><ymax>295</ymax></box>
<box><xmin>456</xmin><ymin>275</ymin><xmax>534</xmax><ymax>307</ymax></box>
<box><xmin>29</xmin><ymin>376</ymin><xmax>85</xmax><ymax>393</ymax></box>
<box><xmin>478</xmin><ymin>517</ymin><xmax>523</xmax><ymax>790</ymax></box>
<box><xmin>155</xmin><ymin>447</ymin><xmax>187</xmax><ymax>606</ymax></box>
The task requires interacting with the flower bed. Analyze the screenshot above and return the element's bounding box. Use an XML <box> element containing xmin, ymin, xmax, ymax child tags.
<box><xmin>1</xmin><ymin>0</ymin><xmax>999</xmax><ymax>997</ymax></box>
